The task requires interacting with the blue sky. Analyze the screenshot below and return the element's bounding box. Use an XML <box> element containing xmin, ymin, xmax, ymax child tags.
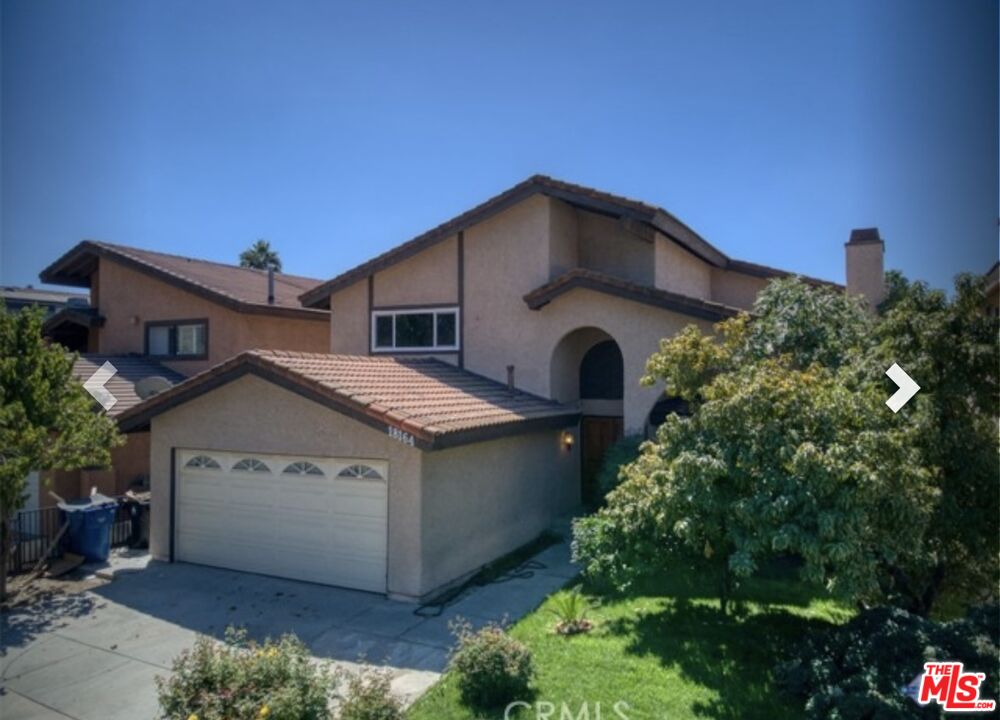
<box><xmin>2</xmin><ymin>0</ymin><xmax>996</xmax><ymax>292</ymax></box>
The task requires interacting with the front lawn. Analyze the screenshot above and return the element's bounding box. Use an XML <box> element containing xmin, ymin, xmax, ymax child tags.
<box><xmin>408</xmin><ymin>561</ymin><xmax>851</xmax><ymax>720</ymax></box>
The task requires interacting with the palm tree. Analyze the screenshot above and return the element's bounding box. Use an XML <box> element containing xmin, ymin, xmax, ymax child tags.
<box><xmin>239</xmin><ymin>239</ymin><xmax>282</xmax><ymax>272</ymax></box>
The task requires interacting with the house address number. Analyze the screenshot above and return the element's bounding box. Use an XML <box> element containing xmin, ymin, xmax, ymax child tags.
<box><xmin>388</xmin><ymin>426</ymin><xmax>415</xmax><ymax>446</ymax></box>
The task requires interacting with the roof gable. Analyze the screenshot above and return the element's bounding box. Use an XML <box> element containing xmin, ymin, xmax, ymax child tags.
<box><xmin>40</xmin><ymin>241</ymin><xmax>328</xmax><ymax>320</ymax></box>
<box><xmin>299</xmin><ymin>174</ymin><xmax>837</xmax><ymax>308</ymax></box>
<box><xmin>116</xmin><ymin>350</ymin><xmax>579</xmax><ymax>449</ymax></box>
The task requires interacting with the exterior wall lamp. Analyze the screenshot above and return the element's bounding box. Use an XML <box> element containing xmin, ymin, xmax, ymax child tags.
<box><xmin>562</xmin><ymin>431</ymin><xmax>574</xmax><ymax>451</ymax></box>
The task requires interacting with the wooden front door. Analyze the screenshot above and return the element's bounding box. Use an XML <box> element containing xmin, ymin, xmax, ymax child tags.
<box><xmin>580</xmin><ymin>416</ymin><xmax>624</xmax><ymax>506</ymax></box>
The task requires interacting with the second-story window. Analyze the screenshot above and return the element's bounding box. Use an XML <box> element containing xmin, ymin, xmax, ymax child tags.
<box><xmin>146</xmin><ymin>319</ymin><xmax>208</xmax><ymax>359</ymax></box>
<box><xmin>372</xmin><ymin>307</ymin><xmax>459</xmax><ymax>352</ymax></box>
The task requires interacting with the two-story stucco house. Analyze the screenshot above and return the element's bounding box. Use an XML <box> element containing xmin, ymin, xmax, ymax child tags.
<box><xmin>112</xmin><ymin>175</ymin><xmax>885</xmax><ymax>602</ymax></box>
<box><xmin>37</xmin><ymin>241</ymin><xmax>331</xmax><ymax>502</ymax></box>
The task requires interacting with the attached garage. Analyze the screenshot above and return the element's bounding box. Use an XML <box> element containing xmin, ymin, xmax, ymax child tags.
<box><xmin>117</xmin><ymin>350</ymin><xmax>580</xmax><ymax>601</ymax></box>
<box><xmin>176</xmin><ymin>450</ymin><xmax>388</xmax><ymax>593</ymax></box>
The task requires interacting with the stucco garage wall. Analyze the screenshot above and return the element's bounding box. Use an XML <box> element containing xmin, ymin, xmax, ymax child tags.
<box><xmin>148</xmin><ymin>374</ymin><xmax>425</xmax><ymax>599</ymax></box>
<box><xmin>419</xmin><ymin>428</ymin><xmax>578</xmax><ymax>595</ymax></box>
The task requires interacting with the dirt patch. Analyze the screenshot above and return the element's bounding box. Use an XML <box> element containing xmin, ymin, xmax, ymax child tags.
<box><xmin>2</xmin><ymin>571</ymin><xmax>108</xmax><ymax>613</ymax></box>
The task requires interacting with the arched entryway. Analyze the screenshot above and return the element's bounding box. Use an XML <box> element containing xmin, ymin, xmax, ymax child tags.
<box><xmin>550</xmin><ymin>328</ymin><xmax>624</xmax><ymax>505</ymax></box>
<box><xmin>645</xmin><ymin>395</ymin><xmax>691</xmax><ymax>438</ymax></box>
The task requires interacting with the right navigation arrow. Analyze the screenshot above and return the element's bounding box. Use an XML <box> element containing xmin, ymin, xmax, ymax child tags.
<box><xmin>885</xmin><ymin>363</ymin><xmax>920</xmax><ymax>413</ymax></box>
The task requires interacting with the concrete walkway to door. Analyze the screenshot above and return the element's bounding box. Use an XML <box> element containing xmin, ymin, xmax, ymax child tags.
<box><xmin>1</xmin><ymin>540</ymin><xmax>578</xmax><ymax>720</ymax></box>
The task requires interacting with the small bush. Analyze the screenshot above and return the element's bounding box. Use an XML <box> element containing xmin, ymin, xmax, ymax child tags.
<box><xmin>548</xmin><ymin>586</ymin><xmax>595</xmax><ymax>635</ymax></box>
<box><xmin>596</xmin><ymin>434</ymin><xmax>644</xmax><ymax>498</ymax></box>
<box><xmin>336</xmin><ymin>666</ymin><xmax>403</xmax><ymax>720</ymax></box>
<box><xmin>448</xmin><ymin>620</ymin><xmax>534</xmax><ymax>709</ymax></box>
<box><xmin>776</xmin><ymin>603</ymin><xmax>999</xmax><ymax>719</ymax></box>
<box><xmin>156</xmin><ymin>627</ymin><xmax>333</xmax><ymax>720</ymax></box>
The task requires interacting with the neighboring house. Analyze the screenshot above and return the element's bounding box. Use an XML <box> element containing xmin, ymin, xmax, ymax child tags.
<box><xmin>36</xmin><ymin>241</ymin><xmax>331</xmax><ymax>504</ymax></box>
<box><xmin>2</xmin><ymin>286</ymin><xmax>89</xmax><ymax>510</ymax></box>
<box><xmin>113</xmin><ymin>175</ymin><xmax>885</xmax><ymax>602</ymax></box>
<box><xmin>1</xmin><ymin>285</ymin><xmax>89</xmax><ymax>316</ymax></box>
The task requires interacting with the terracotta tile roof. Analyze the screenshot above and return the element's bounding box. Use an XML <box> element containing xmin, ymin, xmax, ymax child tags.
<box><xmin>72</xmin><ymin>354</ymin><xmax>186</xmax><ymax>418</ymax></box>
<box><xmin>116</xmin><ymin>350</ymin><xmax>579</xmax><ymax>449</ymax></box>
<box><xmin>524</xmin><ymin>268</ymin><xmax>743</xmax><ymax>322</ymax></box>
<box><xmin>40</xmin><ymin>241</ymin><xmax>328</xmax><ymax>320</ymax></box>
<box><xmin>299</xmin><ymin>174</ymin><xmax>838</xmax><ymax>308</ymax></box>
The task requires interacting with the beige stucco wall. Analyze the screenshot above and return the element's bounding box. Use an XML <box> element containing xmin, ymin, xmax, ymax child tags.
<box><xmin>462</xmin><ymin>197</ymin><xmax>712</xmax><ymax>431</ymax></box>
<box><xmin>95</xmin><ymin>259</ymin><xmax>329</xmax><ymax>375</ymax></box>
<box><xmin>655</xmin><ymin>234</ymin><xmax>712</xmax><ymax>300</ymax></box>
<box><xmin>549</xmin><ymin>199</ymin><xmax>579</xmax><ymax>278</ymax></box>
<box><xmin>148</xmin><ymin>374</ymin><xmax>425</xmax><ymax>598</ymax></box>
<box><xmin>373</xmin><ymin>235</ymin><xmax>459</xmax><ymax>307</ymax></box>
<box><xmin>420</xmin><ymin>428</ymin><xmax>578</xmax><ymax>594</ymax></box>
<box><xmin>710</xmin><ymin>268</ymin><xmax>768</xmax><ymax>310</ymax></box>
<box><xmin>329</xmin><ymin>278</ymin><xmax>370</xmax><ymax>354</ymax></box>
<box><xmin>577</xmin><ymin>212</ymin><xmax>654</xmax><ymax>285</ymax></box>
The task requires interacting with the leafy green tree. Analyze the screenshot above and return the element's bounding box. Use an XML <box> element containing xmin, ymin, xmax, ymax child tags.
<box><xmin>0</xmin><ymin>306</ymin><xmax>122</xmax><ymax>599</ymax></box>
<box><xmin>238</xmin><ymin>239</ymin><xmax>282</xmax><ymax>272</ymax></box>
<box><xmin>574</xmin><ymin>276</ymin><xmax>998</xmax><ymax>615</ymax></box>
<box><xmin>872</xmin><ymin>271</ymin><xmax>999</xmax><ymax>614</ymax></box>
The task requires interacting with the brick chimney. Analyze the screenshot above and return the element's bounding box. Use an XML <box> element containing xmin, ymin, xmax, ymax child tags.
<box><xmin>845</xmin><ymin>228</ymin><xmax>885</xmax><ymax>309</ymax></box>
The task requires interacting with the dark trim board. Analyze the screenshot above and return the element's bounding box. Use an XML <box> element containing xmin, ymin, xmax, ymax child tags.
<box><xmin>169</xmin><ymin>447</ymin><xmax>177</xmax><ymax>562</ymax></box>
<box><xmin>370</xmin><ymin>302</ymin><xmax>460</xmax><ymax>312</ymax></box>
<box><xmin>457</xmin><ymin>231</ymin><xmax>465</xmax><ymax>369</ymax></box>
<box><xmin>524</xmin><ymin>269</ymin><xmax>742</xmax><ymax>322</ymax></box>
<box><xmin>366</xmin><ymin>275</ymin><xmax>374</xmax><ymax>356</ymax></box>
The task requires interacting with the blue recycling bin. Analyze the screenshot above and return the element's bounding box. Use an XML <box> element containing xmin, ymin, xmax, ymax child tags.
<box><xmin>59</xmin><ymin>495</ymin><xmax>118</xmax><ymax>562</ymax></box>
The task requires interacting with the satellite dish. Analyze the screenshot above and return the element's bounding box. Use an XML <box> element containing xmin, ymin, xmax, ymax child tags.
<box><xmin>135</xmin><ymin>376</ymin><xmax>174</xmax><ymax>400</ymax></box>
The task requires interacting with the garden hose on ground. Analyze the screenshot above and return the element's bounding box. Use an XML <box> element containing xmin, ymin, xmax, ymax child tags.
<box><xmin>413</xmin><ymin>558</ymin><xmax>548</xmax><ymax>619</ymax></box>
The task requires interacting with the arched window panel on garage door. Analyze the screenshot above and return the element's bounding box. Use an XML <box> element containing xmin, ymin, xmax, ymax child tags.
<box><xmin>185</xmin><ymin>455</ymin><xmax>222</xmax><ymax>469</ymax></box>
<box><xmin>283</xmin><ymin>461</ymin><xmax>324</xmax><ymax>476</ymax></box>
<box><xmin>232</xmin><ymin>458</ymin><xmax>271</xmax><ymax>473</ymax></box>
<box><xmin>337</xmin><ymin>464</ymin><xmax>384</xmax><ymax>481</ymax></box>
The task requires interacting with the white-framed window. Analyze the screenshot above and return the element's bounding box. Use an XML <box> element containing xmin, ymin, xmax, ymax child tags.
<box><xmin>146</xmin><ymin>319</ymin><xmax>207</xmax><ymax>359</ymax></box>
<box><xmin>371</xmin><ymin>307</ymin><xmax>459</xmax><ymax>352</ymax></box>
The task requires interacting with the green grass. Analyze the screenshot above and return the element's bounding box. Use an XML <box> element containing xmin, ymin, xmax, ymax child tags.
<box><xmin>407</xmin><ymin>560</ymin><xmax>852</xmax><ymax>720</ymax></box>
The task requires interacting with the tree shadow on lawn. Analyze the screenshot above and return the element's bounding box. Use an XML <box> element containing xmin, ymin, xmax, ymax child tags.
<box><xmin>605</xmin><ymin>597</ymin><xmax>831</xmax><ymax>720</ymax></box>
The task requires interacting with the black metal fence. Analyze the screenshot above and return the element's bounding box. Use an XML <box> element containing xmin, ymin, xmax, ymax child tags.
<box><xmin>8</xmin><ymin>501</ymin><xmax>133</xmax><ymax>576</ymax></box>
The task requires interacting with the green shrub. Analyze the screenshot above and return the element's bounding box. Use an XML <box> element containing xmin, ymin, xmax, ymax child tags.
<box><xmin>156</xmin><ymin>627</ymin><xmax>333</xmax><ymax>720</ymax></box>
<box><xmin>596</xmin><ymin>434</ymin><xmax>644</xmax><ymax>498</ymax></box>
<box><xmin>547</xmin><ymin>585</ymin><xmax>595</xmax><ymax>635</ymax></box>
<box><xmin>448</xmin><ymin>620</ymin><xmax>534</xmax><ymax>709</ymax></box>
<box><xmin>336</xmin><ymin>666</ymin><xmax>403</xmax><ymax>720</ymax></box>
<box><xmin>776</xmin><ymin>604</ymin><xmax>999</xmax><ymax>719</ymax></box>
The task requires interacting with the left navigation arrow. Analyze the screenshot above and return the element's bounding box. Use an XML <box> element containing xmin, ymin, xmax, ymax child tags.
<box><xmin>83</xmin><ymin>361</ymin><xmax>118</xmax><ymax>412</ymax></box>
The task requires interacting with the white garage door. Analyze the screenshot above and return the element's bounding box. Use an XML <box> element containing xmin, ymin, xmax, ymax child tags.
<box><xmin>176</xmin><ymin>449</ymin><xmax>388</xmax><ymax>593</ymax></box>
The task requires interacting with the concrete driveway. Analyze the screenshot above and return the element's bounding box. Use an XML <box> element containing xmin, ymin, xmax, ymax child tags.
<box><xmin>0</xmin><ymin>541</ymin><xmax>576</xmax><ymax>719</ymax></box>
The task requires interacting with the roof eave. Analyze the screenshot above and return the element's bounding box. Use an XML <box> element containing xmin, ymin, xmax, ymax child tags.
<box><xmin>41</xmin><ymin>242</ymin><xmax>328</xmax><ymax>320</ymax></box>
<box><xmin>299</xmin><ymin>176</ymin><xmax>732</xmax><ymax>308</ymax></box>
